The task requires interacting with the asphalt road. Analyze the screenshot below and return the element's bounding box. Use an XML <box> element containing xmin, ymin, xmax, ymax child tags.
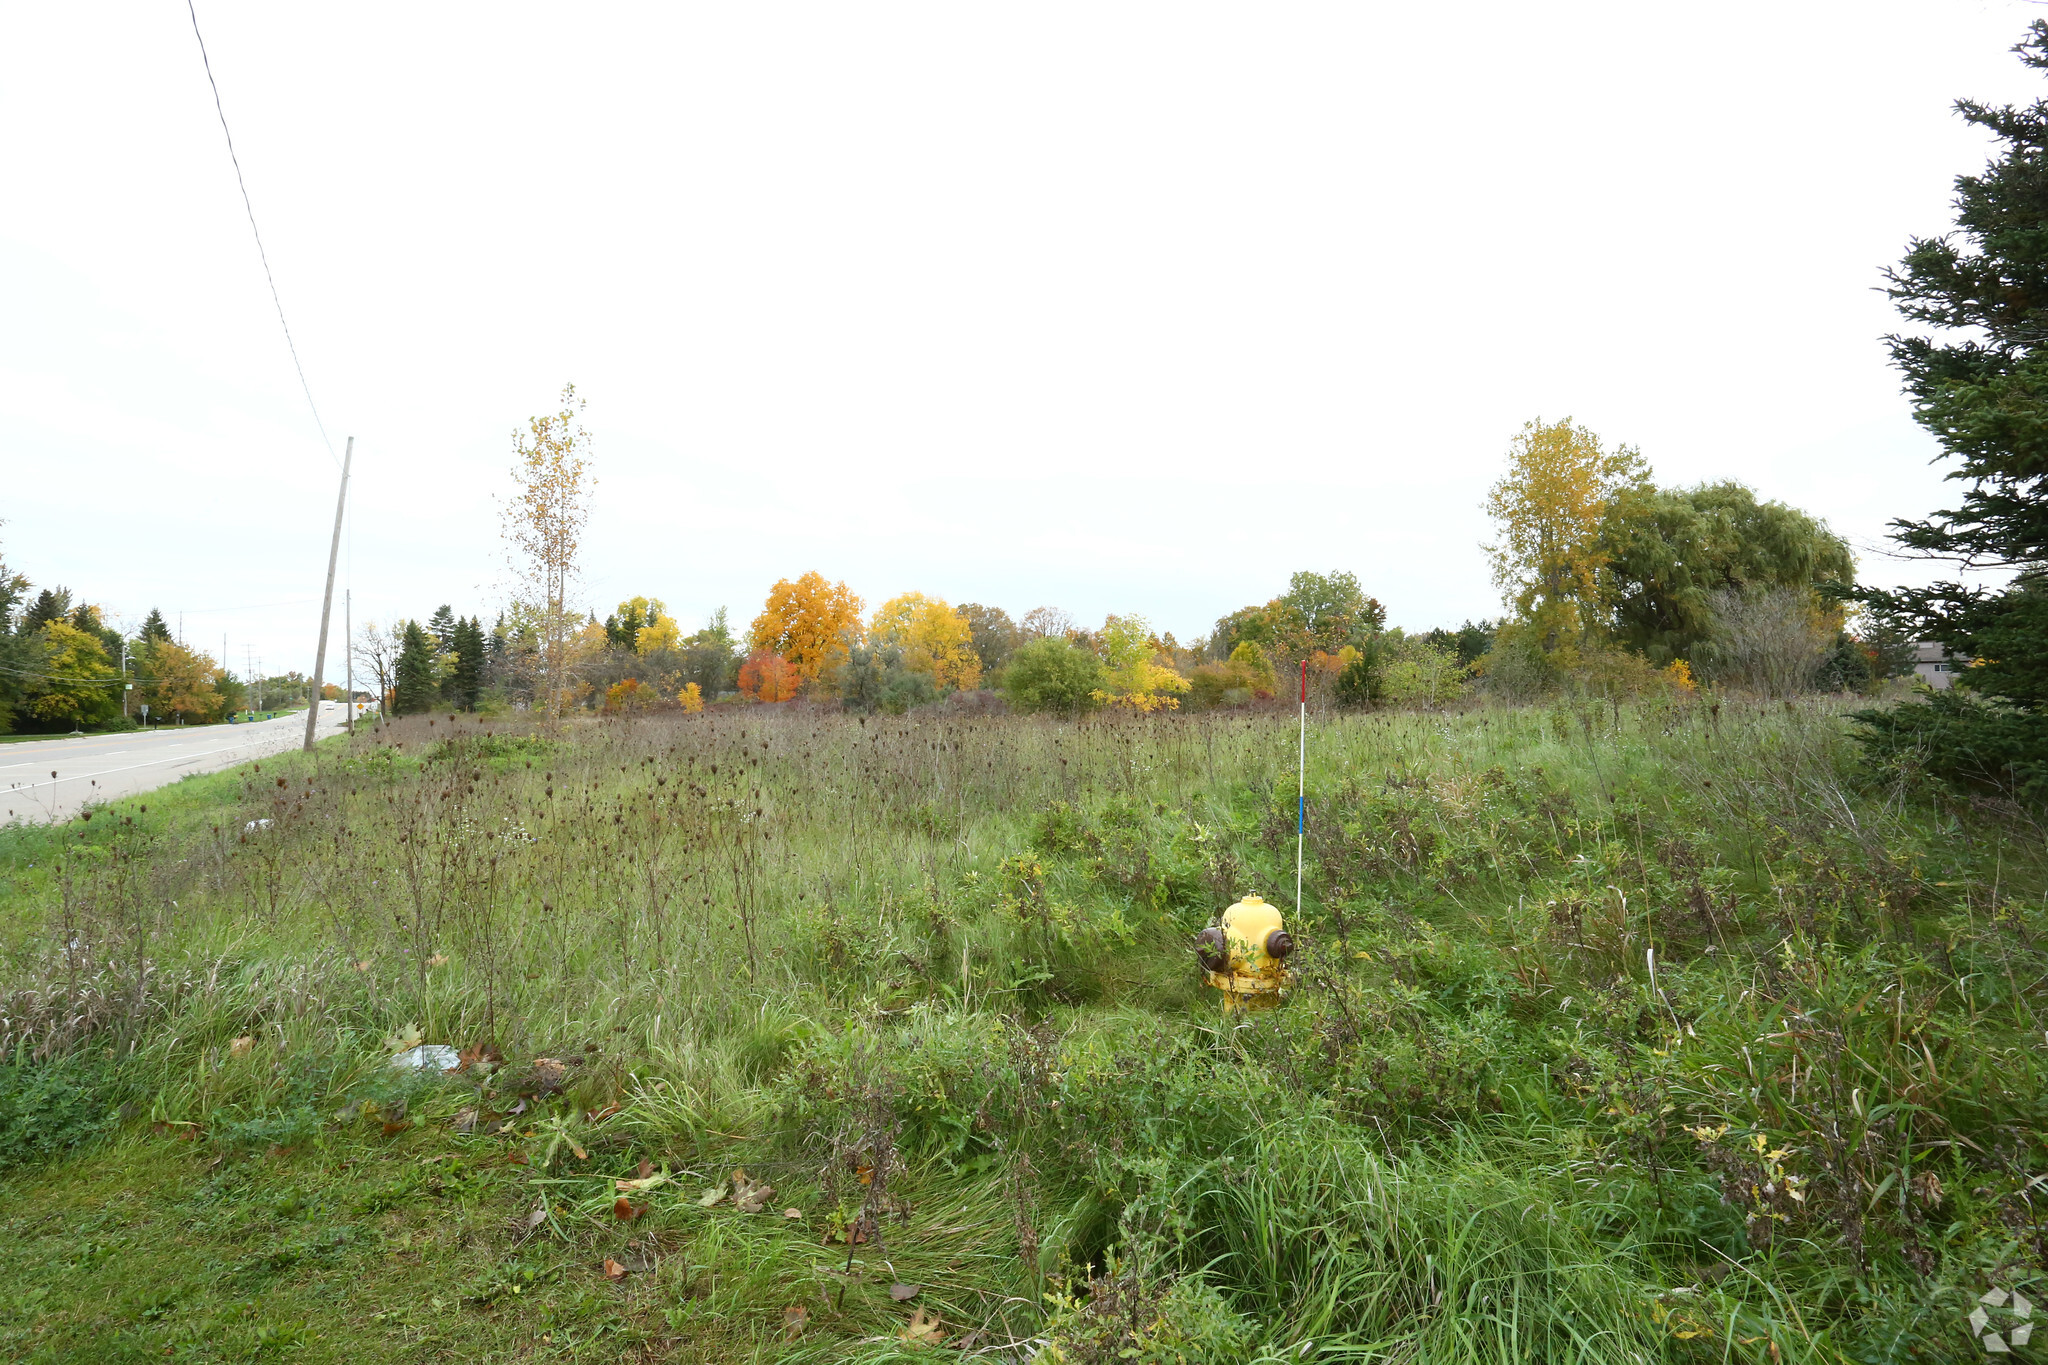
<box><xmin>0</xmin><ymin>702</ymin><xmax>358</xmax><ymax>825</ymax></box>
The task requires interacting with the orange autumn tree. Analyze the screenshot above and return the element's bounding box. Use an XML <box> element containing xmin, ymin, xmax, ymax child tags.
<box><xmin>738</xmin><ymin>651</ymin><xmax>800</xmax><ymax>702</ymax></box>
<box><xmin>141</xmin><ymin>638</ymin><xmax>229</xmax><ymax>724</ymax></box>
<box><xmin>748</xmin><ymin>573</ymin><xmax>863</xmax><ymax>692</ymax></box>
<box><xmin>603</xmin><ymin>677</ymin><xmax>644</xmax><ymax>713</ymax></box>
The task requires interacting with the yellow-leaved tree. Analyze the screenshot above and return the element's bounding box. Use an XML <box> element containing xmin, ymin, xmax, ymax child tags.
<box><xmin>637</xmin><ymin>616</ymin><xmax>683</xmax><ymax>654</ymax></box>
<box><xmin>501</xmin><ymin>385</ymin><xmax>596</xmax><ymax>720</ymax></box>
<box><xmin>1482</xmin><ymin>417</ymin><xmax>1647</xmax><ymax>663</ymax></box>
<box><xmin>749</xmin><ymin>573</ymin><xmax>863</xmax><ymax>691</ymax></box>
<box><xmin>566</xmin><ymin>616</ymin><xmax>608</xmax><ymax>709</ymax></box>
<box><xmin>870</xmin><ymin>592</ymin><xmax>981</xmax><ymax>692</ymax></box>
<box><xmin>26</xmin><ymin>621</ymin><xmax>118</xmax><ymax>728</ymax></box>
<box><xmin>1092</xmin><ymin>614</ymin><xmax>1189</xmax><ymax>712</ymax></box>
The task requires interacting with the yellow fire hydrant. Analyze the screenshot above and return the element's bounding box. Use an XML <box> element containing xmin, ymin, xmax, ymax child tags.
<box><xmin>1196</xmin><ymin>894</ymin><xmax>1294</xmax><ymax>1013</ymax></box>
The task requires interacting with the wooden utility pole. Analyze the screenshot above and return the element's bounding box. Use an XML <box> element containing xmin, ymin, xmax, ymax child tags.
<box><xmin>303</xmin><ymin>436</ymin><xmax>352</xmax><ymax>753</ymax></box>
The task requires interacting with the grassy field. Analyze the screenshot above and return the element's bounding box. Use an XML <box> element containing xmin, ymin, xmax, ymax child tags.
<box><xmin>0</xmin><ymin>696</ymin><xmax>2041</xmax><ymax>1363</ymax></box>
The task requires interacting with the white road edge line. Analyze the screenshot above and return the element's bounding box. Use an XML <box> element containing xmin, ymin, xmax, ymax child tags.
<box><xmin>1</xmin><ymin>723</ymin><xmax>349</xmax><ymax>795</ymax></box>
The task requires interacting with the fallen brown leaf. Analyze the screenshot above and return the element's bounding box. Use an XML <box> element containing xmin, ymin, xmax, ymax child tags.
<box><xmin>451</xmin><ymin>1108</ymin><xmax>480</xmax><ymax>1135</ymax></box>
<box><xmin>890</xmin><ymin>1282</ymin><xmax>921</xmax><ymax>1301</ymax></box>
<box><xmin>731</xmin><ymin>1168</ymin><xmax>776</xmax><ymax>1214</ymax></box>
<box><xmin>520</xmin><ymin>1200</ymin><xmax>548</xmax><ymax>1232</ymax></box>
<box><xmin>228</xmin><ymin>1036</ymin><xmax>254</xmax><ymax>1057</ymax></box>
<box><xmin>637</xmin><ymin>1158</ymin><xmax>654</xmax><ymax>1179</ymax></box>
<box><xmin>426</xmin><ymin>953</ymin><xmax>449</xmax><ymax>968</ymax></box>
<box><xmin>822</xmin><ymin>1217</ymin><xmax>871</xmax><ymax>1246</ymax></box>
<box><xmin>782</xmin><ymin>1304</ymin><xmax>809</xmax><ymax>1340</ymax></box>
<box><xmin>900</xmin><ymin>1306</ymin><xmax>946</xmax><ymax>1347</ymax></box>
<box><xmin>603</xmin><ymin>1257</ymin><xmax>627</xmax><ymax>1281</ymax></box>
<box><xmin>612</xmin><ymin>1197</ymin><xmax>645</xmax><ymax>1222</ymax></box>
<box><xmin>586</xmin><ymin>1102</ymin><xmax>622</xmax><ymax>1124</ymax></box>
<box><xmin>382</xmin><ymin>1120</ymin><xmax>412</xmax><ymax>1137</ymax></box>
<box><xmin>455</xmin><ymin>1040</ymin><xmax>503</xmax><ymax>1074</ymax></box>
<box><xmin>783</xmin><ymin>1207</ymin><xmax>802</xmax><ymax>1221</ymax></box>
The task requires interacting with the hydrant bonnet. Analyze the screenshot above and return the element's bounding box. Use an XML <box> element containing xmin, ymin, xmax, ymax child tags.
<box><xmin>1198</xmin><ymin>893</ymin><xmax>1291</xmax><ymax>1010</ymax></box>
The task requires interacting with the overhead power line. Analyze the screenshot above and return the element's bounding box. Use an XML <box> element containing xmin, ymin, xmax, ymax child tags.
<box><xmin>0</xmin><ymin>663</ymin><xmax>206</xmax><ymax>685</ymax></box>
<box><xmin>183</xmin><ymin>0</ymin><xmax>339</xmax><ymax>469</ymax></box>
<box><xmin>174</xmin><ymin>596</ymin><xmax>323</xmax><ymax>616</ymax></box>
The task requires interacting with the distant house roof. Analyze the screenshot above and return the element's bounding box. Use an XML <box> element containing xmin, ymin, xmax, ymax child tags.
<box><xmin>1912</xmin><ymin>642</ymin><xmax>1952</xmax><ymax>664</ymax></box>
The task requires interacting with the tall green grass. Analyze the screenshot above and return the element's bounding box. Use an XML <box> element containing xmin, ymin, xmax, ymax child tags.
<box><xmin>0</xmin><ymin>695</ymin><xmax>2040</xmax><ymax>1361</ymax></box>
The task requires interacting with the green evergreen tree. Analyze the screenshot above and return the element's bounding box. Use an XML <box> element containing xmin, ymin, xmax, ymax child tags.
<box><xmin>604</xmin><ymin>599</ymin><xmax>654</xmax><ymax>652</ymax></box>
<box><xmin>448</xmin><ymin>616</ymin><xmax>484</xmax><ymax>711</ymax></box>
<box><xmin>427</xmin><ymin>605</ymin><xmax>458</xmax><ymax>654</ymax></box>
<box><xmin>67</xmin><ymin>603</ymin><xmax>123</xmax><ymax>663</ymax></box>
<box><xmin>21</xmin><ymin>588</ymin><xmax>70</xmax><ymax>634</ymax></box>
<box><xmin>393</xmin><ymin>621</ymin><xmax>439</xmax><ymax>716</ymax></box>
<box><xmin>139</xmin><ymin>609</ymin><xmax>172</xmax><ymax>644</ymax></box>
<box><xmin>0</xmin><ymin>543</ymin><xmax>28</xmax><ymax>732</ymax></box>
<box><xmin>0</xmin><ymin>545</ymin><xmax>26</xmax><ymax>635</ymax></box>
<box><xmin>1422</xmin><ymin>620</ymin><xmax>1497</xmax><ymax>667</ymax></box>
<box><xmin>1858</xmin><ymin>22</ymin><xmax>2048</xmax><ymax>798</ymax></box>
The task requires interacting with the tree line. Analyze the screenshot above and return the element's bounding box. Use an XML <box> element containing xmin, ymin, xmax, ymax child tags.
<box><xmin>387</xmin><ymin>470</ymin><xmax>1881</xmax><ymax>724</ymax></box>
<box><xmin>0</xmin><ymin>553</ymin><xmax>282</xmax><ymax>734</ymax></box>
<box><xmin>441</xmin><ymin>360</ymin><xmax>1898</xmax><ymax>723</ymax></box>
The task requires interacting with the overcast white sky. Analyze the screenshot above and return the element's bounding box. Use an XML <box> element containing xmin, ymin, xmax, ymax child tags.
<box><xmin>2</xmin><ymin>2</ymin><xmax>2038</xmax><ymax>679</ymax></box>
